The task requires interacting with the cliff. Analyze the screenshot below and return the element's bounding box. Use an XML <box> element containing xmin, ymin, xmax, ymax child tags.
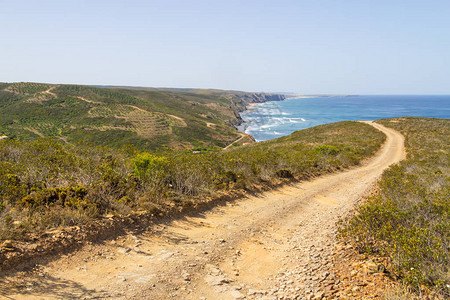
<box><xmin>226</xmin><ymin>92</ymin><xmax>286</xmax><ymax>127</ymax></box>
<box><xmin>231</xmin><ymin>92</ymin><xmax>285</xmax><ymax>110</ymax></box>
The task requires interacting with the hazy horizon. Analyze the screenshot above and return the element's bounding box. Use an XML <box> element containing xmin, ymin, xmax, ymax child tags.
<box><xmin>3</xmin><ymin>81</ymin><xmax>450</xmax><ymax>96</ymax></box>
<box><xmin>2</xmin><ymin>1</ymin><xmax>450</xmax><ymax>94</ymax></box>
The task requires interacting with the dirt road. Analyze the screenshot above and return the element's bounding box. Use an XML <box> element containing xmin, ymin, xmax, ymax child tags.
<box><xmin>223</xmin><ymin>132</ymin><xmax>252</xmax><ymax>150</ymax></box>
<box><xmin>1</xmin><ymin>121</ymin><xmax>405</xmax><ymax>300</ymax></box>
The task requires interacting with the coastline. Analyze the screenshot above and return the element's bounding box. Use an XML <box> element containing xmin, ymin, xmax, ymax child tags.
<box><xmin>232</xmin><ymin>92</ymin><xmax>286</xmax><ymax>133</ymax></box>
<box><xmin>245</xmin><ymin>102</ymin><xmax>262</xmax><ymax>108</ymax></box>
<box><xmin>237</xmin><ymin>94</ymin><xmax>352</xmax><ymax>141</ymax></box>
<box><xmin>235</xmin><ymin>104</ymin><xmax>257</xmax><ymax>137</ymax></box>
<box><xmin>235</xmin><ymin>95</ymin><xmax>450</xmax><ymax>143</ymax></box>
<box><xmin>236</xmin><ymin>95</ymin><xmax>288</xmax><ymax>137</ymax></box>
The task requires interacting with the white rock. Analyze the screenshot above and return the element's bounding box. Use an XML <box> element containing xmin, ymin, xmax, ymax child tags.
<box><xmin>204</xmin><ymin>275</ymin><xmax>229</xmax><ymax>286</ymax></box>
<box><xmin>228</xmin><ymin>290</ymin><xmax>245</xmax><ymax>299</ymax></box>
<box><xmin>118</xmin><ymin>247</ymin><xmax>130</xmax><ymax>254</ymax></box>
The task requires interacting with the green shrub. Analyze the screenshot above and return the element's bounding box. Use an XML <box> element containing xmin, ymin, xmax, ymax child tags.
<box><xmin>0</xmin><ymin>121</ymin><xmax>385</xmax><ymax>241</ymax></box>
<box><xmin>315</xmin><ymin>145</ymin><xmax>340</xmax><ymax>155</ymax></box>
<box><xmin>339</xmin><ymin>118</ymin><xmax>449</xmax><ymax>296</ymax></box>
<box><xmin>132</xmin><ymin>153</ymin><xmax>169</xmax><ymax>179</ymax></box>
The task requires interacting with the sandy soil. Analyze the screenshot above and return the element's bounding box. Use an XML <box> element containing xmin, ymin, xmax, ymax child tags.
<box><xmin>0</xmin><ymin>122</ymin><xmax>405</xmax><ymax>300</ymax></box>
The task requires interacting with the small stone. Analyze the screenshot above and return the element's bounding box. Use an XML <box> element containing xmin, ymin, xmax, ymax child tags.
<box><xmin>228</xmin><ymin>290</ymin><xmax>245</xmax><ymax>299</ymax></box>
<box><xmin>248</xmin><ymin>289</ymin><xmax>266</xmax><ymax>295</ymax></box>
<box><xmin>204</xmin><ymin>275</ymin><xmax>229</xmax><ymax>286</ymax></box>
<box><xmin>325</xmin><ymin>284</ymin><xmax>334</xmax><ymax>291</ymax></box>
<box><xmin>314</xmin><ymin>291</ymin><xmax>324</xmax><ymax>299</ymax></box>
<box><xmin>2</xmin><ymin>240</ymin><xmax>13</xmax><ymax>248</ymax></box>
<box><xmin>363</xmin><ymin>260</ymin><xmax>386</xmax><ymax>274</ymax></box>
<box><xmin>182</xmin><ymin>272</ymin><xmax>191</xmax><ymax>281</ymax></box>
<box><xmin>118</xmin><ymin>247</ymin><xmax>130</xmax><ymax>254</ymax></box>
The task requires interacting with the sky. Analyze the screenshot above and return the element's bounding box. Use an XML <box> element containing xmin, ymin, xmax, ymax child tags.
<box><xmin>1</xmin><ymin>0</ymin><xmax>449</xmax><ymax>94</ymax></box>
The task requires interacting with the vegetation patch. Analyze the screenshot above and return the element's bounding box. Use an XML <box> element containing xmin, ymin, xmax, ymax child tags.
<box><xmin>0</xmin><ymin>121</ymin><xmax>384</xmax><ymax>243</ymax></box>
<box><xmin>339</xmin><ymin>117</ymin><xmax>449</xmax><ymax>297</ymax></box>
<box><xmin>5</xmin><ymin>82</ymin><xmax>51</xmax><ymax>95</ymax></box>
<box><xmin>0</xmin><ymin>83</ymin><xmax>252</xmax><ymax>150</ymax></box>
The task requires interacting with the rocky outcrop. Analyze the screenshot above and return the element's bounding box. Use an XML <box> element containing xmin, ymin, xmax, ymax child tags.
<box><xmin>227</xmin><ymin>92</ymin><xmax>286</xmax><ymax>127</ymax></box>
<box><xmin>232</xmin><ymin>93</ymin><xmax>285</xmax><ymax>111</ymax></box>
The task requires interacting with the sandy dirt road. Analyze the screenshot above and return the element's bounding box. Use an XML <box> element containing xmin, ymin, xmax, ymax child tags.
<box><xmin>223</xmin><ymin>132</ymin><xmax>251</xmax><ymax>150</ymax></box>
<box><xmin>1</xmin><ymin>121</ymin><xmax>405</xmax><ymax>300</ymax></box>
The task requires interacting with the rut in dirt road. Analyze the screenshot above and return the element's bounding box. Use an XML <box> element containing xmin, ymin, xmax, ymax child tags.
<box><xmin>2</xmin><ymin>121</ymin><xmax>405</xmax><ymax>300</ymax></box>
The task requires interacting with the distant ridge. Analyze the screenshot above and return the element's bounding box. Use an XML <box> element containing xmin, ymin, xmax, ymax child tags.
<box><xmin>0</xmin><ymin>82</ymin><xmax>285</xmax><ymax>150</ymax></box>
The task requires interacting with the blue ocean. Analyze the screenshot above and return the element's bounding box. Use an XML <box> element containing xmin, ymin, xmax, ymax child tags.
<box><xmin>238</xmin><ymin>95</ymin><xmax>450</xmax><ymax>142</ymax></box>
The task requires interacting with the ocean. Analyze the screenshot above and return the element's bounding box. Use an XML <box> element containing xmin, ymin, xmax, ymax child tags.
<box><xmin>238</xmin><ymin>95</ymin><xmax>450</xmax><ymax>142</ymax></box>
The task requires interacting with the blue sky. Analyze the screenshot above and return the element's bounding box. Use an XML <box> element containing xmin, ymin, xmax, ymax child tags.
<box><xmin>1</xmin><ymin>0</ymin><xmax>449</xmax><ymax>94</ymax></box>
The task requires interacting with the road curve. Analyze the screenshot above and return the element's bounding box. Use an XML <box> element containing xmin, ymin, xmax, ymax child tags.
<box><xmin>2</xmin><ymin>121</ymin><xmax>405</xmax><ymax>300</ymax></box>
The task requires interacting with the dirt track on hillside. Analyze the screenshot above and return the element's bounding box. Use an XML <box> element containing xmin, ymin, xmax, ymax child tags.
<box><xmin>0</xmin><ymin>122</ymin><xmax>405</xmax><ymax>300</ymax></box>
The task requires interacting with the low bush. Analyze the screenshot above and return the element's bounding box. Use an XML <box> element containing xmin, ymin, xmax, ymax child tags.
<box><xmin>0</xmin><ymin>121</ymin><xmax>385</xmax><ymax>241</ymax></box>
<box><xmin>339</xmin><ymin>117</ymin><xmax>449</xmax><ymax>296</ymax></box>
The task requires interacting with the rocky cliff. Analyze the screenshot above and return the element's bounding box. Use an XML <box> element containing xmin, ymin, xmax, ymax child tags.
<box><xmin>226</xmin><ymin>92</ymin><xmax>286</xmax><ymax>127</ymax></box>
<box><xmin>232</xmin><ymin>92</ymin><xmax>285</xmax><ymax>110</ymax></box>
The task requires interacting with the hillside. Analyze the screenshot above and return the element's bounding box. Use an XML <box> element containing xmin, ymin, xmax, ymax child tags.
<box><xmin>0</xmin><ymin>121</ymin><xmax>392</xmax><ymax>299</ymax></box>
<box><xmin>0</xmin><ymin>82</ymin><xmax>284</xmax><ymax>150</ymax></box>
<box><xmin>0</xmin><ymin>121</ymin><xmax>385</xmax><ymax>273</ymax></box>
<box><xmin>340</xmin><ymin>117</ymin><xmax>449</xmax><ymax>297</ymax></box>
